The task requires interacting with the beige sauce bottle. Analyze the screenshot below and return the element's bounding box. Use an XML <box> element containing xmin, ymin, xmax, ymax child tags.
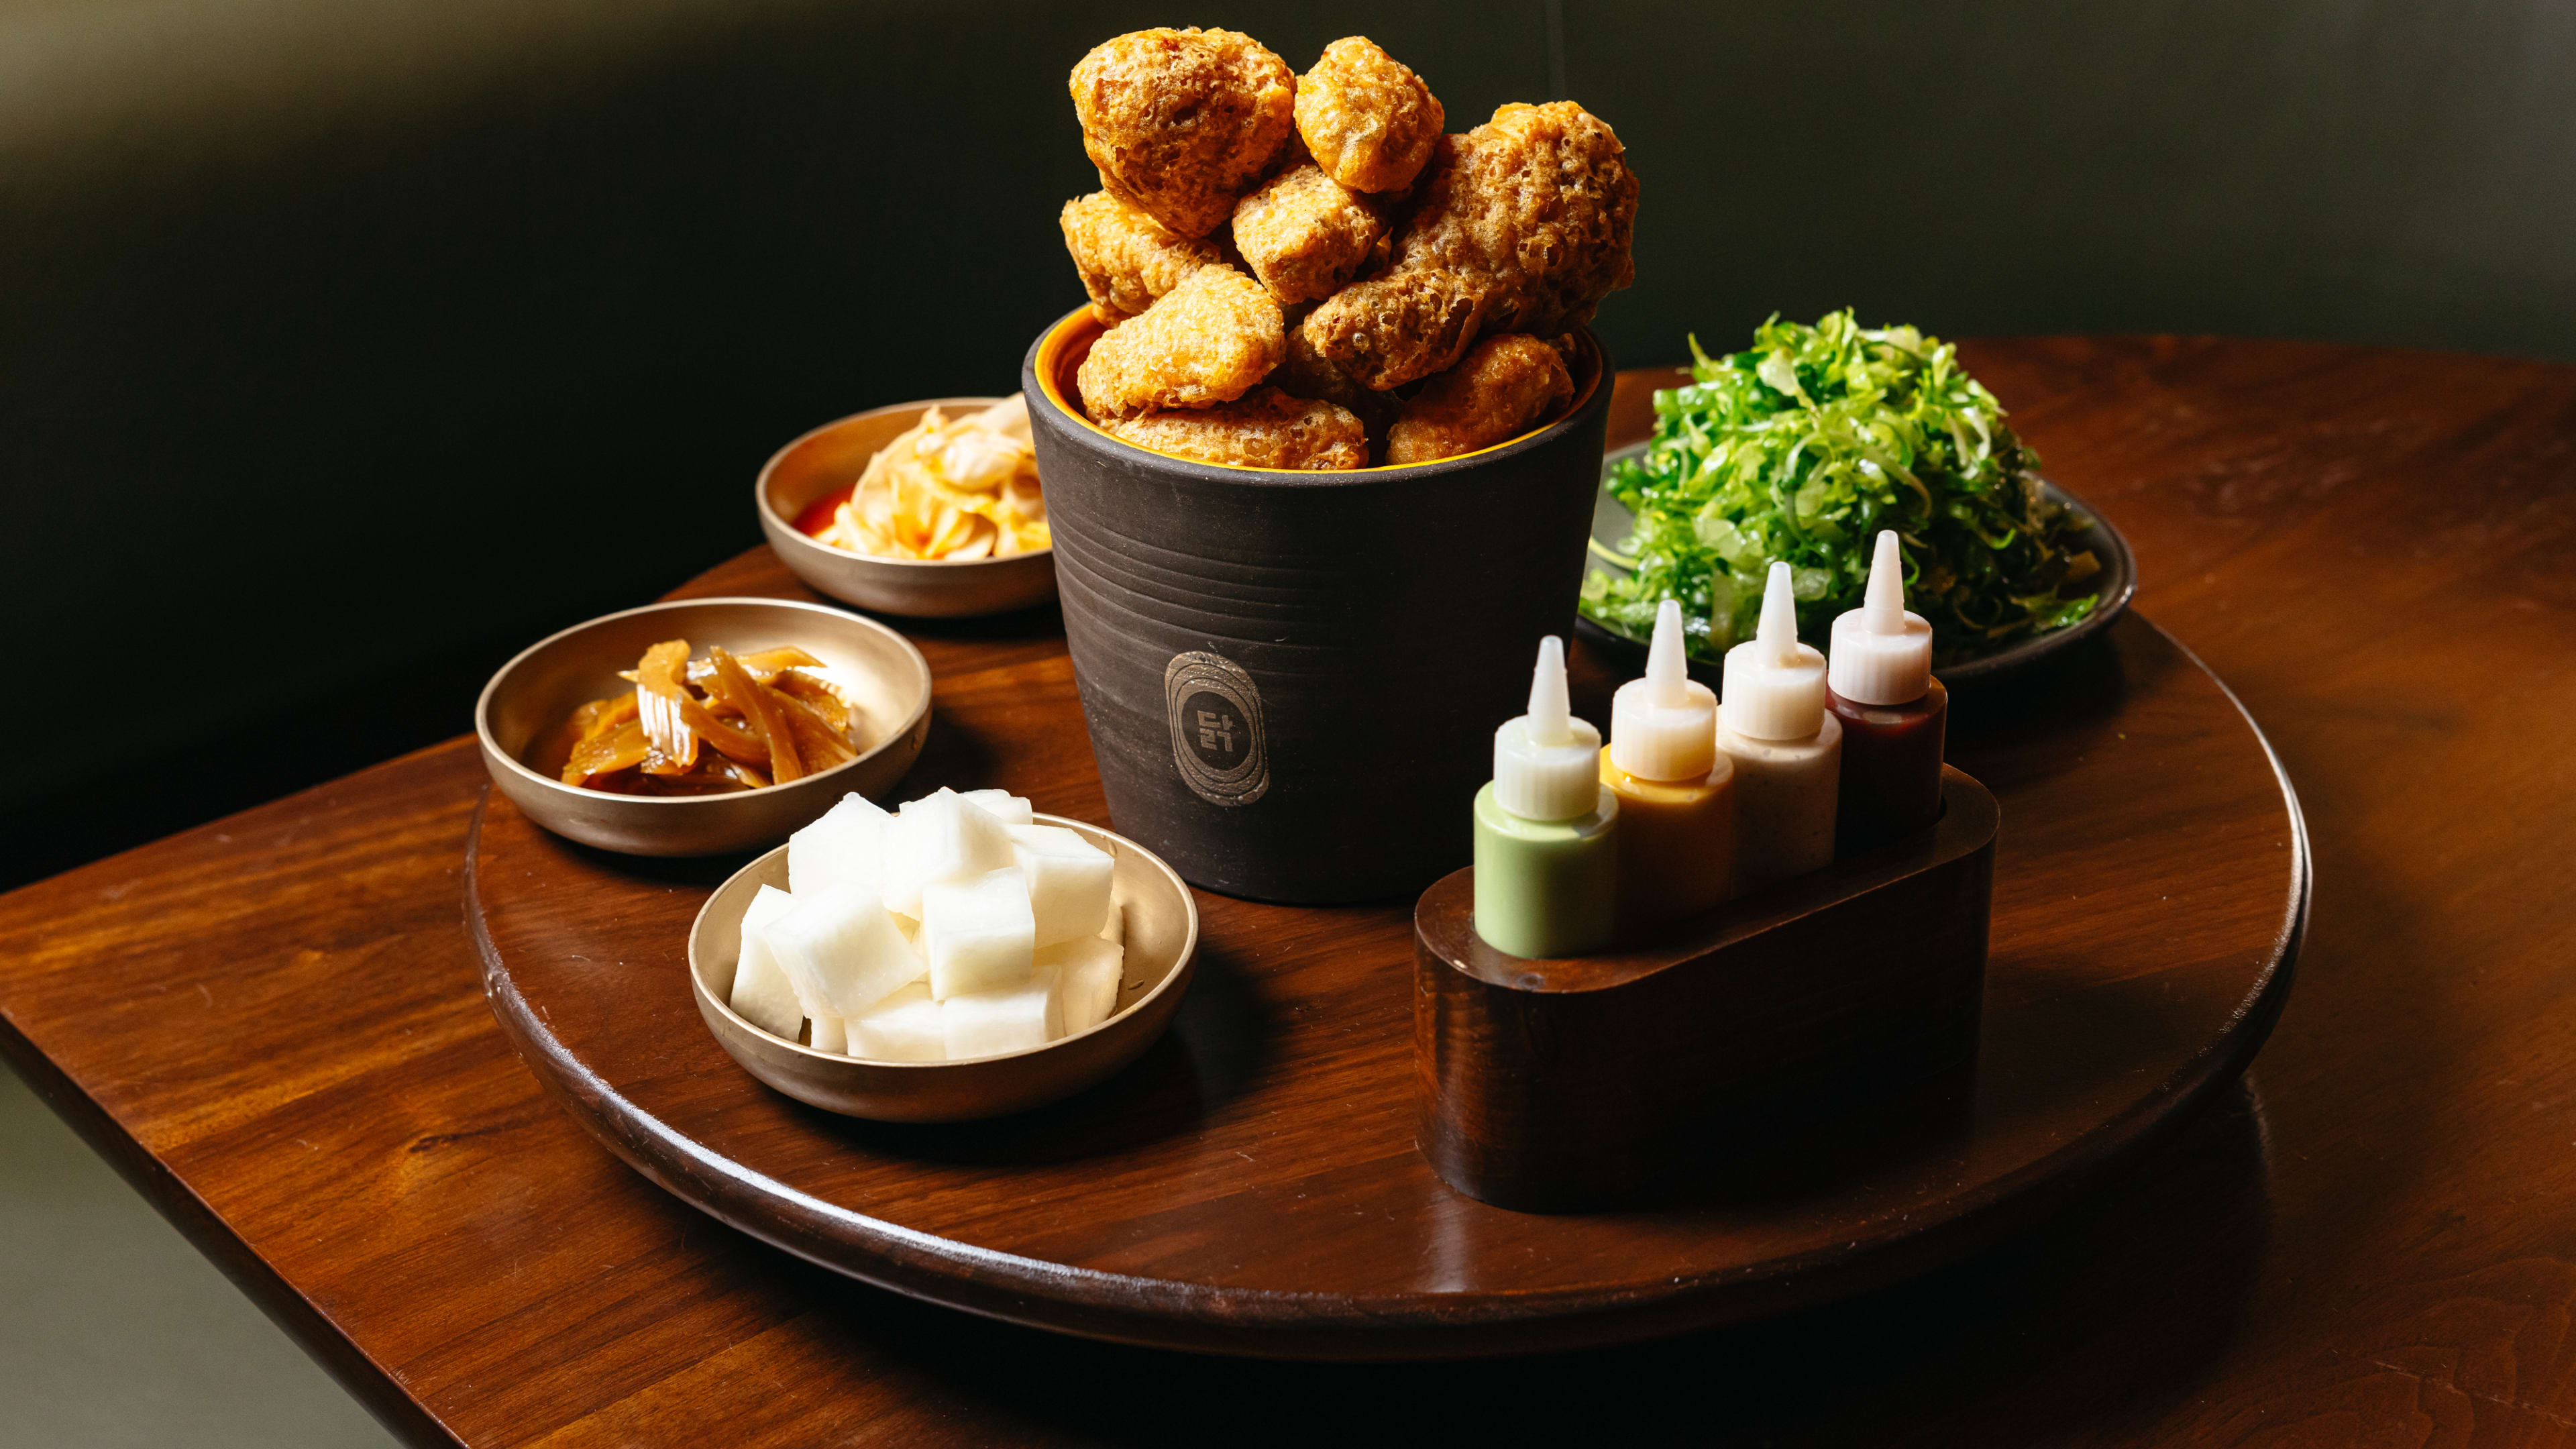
<box><xmin>1717</xmin><ymin>561</ymin><xmax>1842</xmax><ymax>893</ymax></box>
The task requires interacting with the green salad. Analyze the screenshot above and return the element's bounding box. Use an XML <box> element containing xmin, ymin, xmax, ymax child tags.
<box><xmin>1580</xmin><ymin>310</ymin><xmax>2102</xmax><ymax>663</ymax></box>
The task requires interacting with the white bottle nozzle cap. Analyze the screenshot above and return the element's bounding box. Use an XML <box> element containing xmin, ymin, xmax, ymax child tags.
<box><xmin>1645</xmin><ymin>595</ymin><xmax>1689</xmax><ymax>706</ymax></box>
<box><xmin>1827</xmin><ymin>531</ymin><xmax>1935</xmax><ymax>706</ymax></box>
<box><xmin>1721</xmin><ymin>561</ymin><xmax>1829</xmax><ymax>741</ymax></box>
<box><xmin>1864</xmin><ymin>528</ymin><xmax>1905</xmax><ymax>625</ymax></box>
<box><xmin>1609</xmin><ymin>598</ymin><xmax>1718</xmax><ymax>780</ymax></box>
<box><xmin>1495</xmin><ymin>635</ymin><xmax>1603</xmax><ymax>821</ymax></box>
<box><xmin>1525</xmin><ymin>633</ymin><xmax>1575</xmax><ymax>743</ymax></box>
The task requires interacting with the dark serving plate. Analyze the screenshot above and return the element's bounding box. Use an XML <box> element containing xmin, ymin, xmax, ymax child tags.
<box><xmin>1575</xmin><ymin>441</ymin><xmax>2137</xmax><ymax>690</ymax></box>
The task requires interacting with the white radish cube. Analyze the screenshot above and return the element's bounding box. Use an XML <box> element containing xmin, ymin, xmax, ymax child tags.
<box><xmin>1040</xmin><ymin>936</ymin><xmax>1124</xmax><ymax>1034</ymax></box>
<box><xmin>874</xmin><ymin>811</ymin><xmax>926</xmax><ymax>916</ymax></box>
<box><xmin>761</xmin><ymin>884</ymin><xmax>926</xmax><ymax>1020</ymax></box>
<box><xmin>1009</xmin><ymin>824</ymin><xmax>1115</xmax><ymax>947</ymax></box>
<box><xmin>1099</xmin><ymin>898</ymin><xmax>1124</xmax><ymax>948</ymax></box>
<box><xmin>879</xmin><ymin>789</ymin><xmax>1016</xmax><ymax>917</ymax></box>
<box><xmin>921</xmin><ymin>867</ymin><xmax>1036</xmax><ymax>999</ymax></box>
<box><xmin>789</xmin><ymin>793</ymin><xmax>892</xmax><ymax>896</ymax></box>
<box><xmin>942</xmin><ymin>963</ymin><xmax>1063</xmax><ymax>1059</ymax></box>
<box><xmin>730</xmin><ymin>885</ymin><xmax>805</xmax><ymax>1040</ymax></box>
<box><xmin>848</xmin><ymin>983</ymin><xmax>945</xmax><ymax>1063</ymax></box>
<box><xmin>808</xmin><ymin>1012</ymin><xmax>848</xmax><ymax>1055</ymax></box>
<box><xmin>961</xmin><ymin>789</ymin><xmax>1035</xmax><ymax>825</ymax></box>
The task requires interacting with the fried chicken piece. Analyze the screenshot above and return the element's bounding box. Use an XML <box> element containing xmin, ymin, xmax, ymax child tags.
<box><xmin>1275</xmin><ymin>326</ymin><xmax>1398</xmax><ymax>435</ymax></box>
<box><xmin>1075</xmin><ymin>264</ymin><xmax>1284</xmax><ymax>418</ymax></box>
<box><xmin>1298</xmin><ymin>101</ymin><xmax>1638</xmax><ymax>391</ymax></box>
<box><xmin>1060</xmin><ymin>191</ymin><xmax>1226</xmax><ymax>323</ymax></box>
<box><xmin>1231</xmin><ymin>164</ymin><xmax>1388</xmax><ymax>307</ymax></box>
<box><xmin>1295</xmin><ymin>37</ymin><xmax>1444</xmax><ymax>195</ymax></box>
<box><xmin>1070</xmin><ymin>29</ymin><xmax>1299</xmax><ymax>240</ymax></box>
<box><xmin>1100</xmin><ymin>386</ymin><xmax>1368</xmax><ymax>470</ymax></box>
<box><xmin>1385</xmin><ymin>333</ymin><xmax>1574</xmax><ymax>464</ymax></box>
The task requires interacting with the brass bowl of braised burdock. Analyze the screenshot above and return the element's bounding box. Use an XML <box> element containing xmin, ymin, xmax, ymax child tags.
<box><xmin>475</xmin><ymin>598</ymin><xmax>931</xmax><ymax>857</ymax></box>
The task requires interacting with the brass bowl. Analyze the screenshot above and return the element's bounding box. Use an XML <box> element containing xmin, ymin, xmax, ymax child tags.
<box><xmin>757</xmin><ymin>396</ymin><xmax>1061</xmax><ymax>619</ymax></box>
<box><xmin>476</xmin><ymin>597</ymin><xmax>932</xmax><ymax>857</ymax></box>
<box><xmin>685</xmin><ymin>816</ymin><xmax>1199</xmax><ymax>1121</ymax></box>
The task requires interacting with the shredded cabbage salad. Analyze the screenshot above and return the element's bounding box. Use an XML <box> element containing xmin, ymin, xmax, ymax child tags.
<box><xmin>1580</xmin><ymin>311</ymin><xmax>2101</xmax><ymax>662</ymax></box>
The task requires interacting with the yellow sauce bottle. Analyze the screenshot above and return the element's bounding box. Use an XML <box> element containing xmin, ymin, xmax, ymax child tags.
<box><xmin>1599</xmin><ymin>598</ymin><xmax>1735</xmax><ymax>941</ymax></box>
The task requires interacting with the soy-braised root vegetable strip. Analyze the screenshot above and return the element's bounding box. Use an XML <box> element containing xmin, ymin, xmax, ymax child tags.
<box><xmin>644</xmin><ymin>645</ymin><xmax>825</xmax><ymax>692</ymax></box>
<box><xmin>770</xmin><ymin>671</ymin><xmax>849</xmax><ymax>731</ymax></box>
<box><xmin>699</xmin><ymin>755</ymin><xmax>772</xmax><ymax>792</ymax></box>
<box><xmin>539</xmin><ymin>639</ymin><xmax>873</xmax><ymax>795</ymax></box>
<box><xmin>561</xmin><ymin>696</ymin><xmax>647</xmax><ymax>782</ymax></box>
<box><xmin>633</xmin><ymin>641</ymin><xmax>700</xmax><ymax>775</ymax></box>
<box><xmin>710</xmin><ymin>645</ymin><xmax>805</xmax><ymax>784</ymax></box>
<box><xmin>678</xmin><ymin>693</ymin><xmax>771</xmax><ymax>768</ymax></box>
<box><xmin>771</xmin><ymin>690</ymin><xmax>859</xmax><ymax>773</ymax></box>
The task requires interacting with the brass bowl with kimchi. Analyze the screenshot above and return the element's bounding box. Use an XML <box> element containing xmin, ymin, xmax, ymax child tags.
<box><xmin>475</xmin><ymin>598</ymin><xmax>932</xmax><ymax>856</ymax></box>
<box><xmin>757</xmin><ymin>396</ymin><xmax>1061</xmax><ymax>619</ymax></box>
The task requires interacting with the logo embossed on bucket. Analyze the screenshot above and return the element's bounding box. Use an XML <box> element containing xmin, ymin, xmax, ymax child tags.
<box><xmin>1164</xmin><ymin>652</ymin><xmax>1269</xmax><ymax>808</ymax></box>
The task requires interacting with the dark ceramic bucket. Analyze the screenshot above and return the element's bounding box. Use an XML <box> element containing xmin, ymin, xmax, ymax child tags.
<box><xmin>1022</xmin><ymin>310</ymin><xmax>1613</xmax><ymax>903</ymax></box>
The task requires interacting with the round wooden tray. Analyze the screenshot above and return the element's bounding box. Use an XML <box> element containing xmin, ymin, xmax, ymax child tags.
<box><xmin>468</xmin><ymin>607</ymin><xmax>2305</xmax><ymax>1361</ymax></box>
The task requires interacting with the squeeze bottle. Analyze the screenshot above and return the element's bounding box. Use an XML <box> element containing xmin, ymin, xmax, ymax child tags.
<box><xmin>1472</xmin><ymin>636</ymin><xmax>1620</xmax><ymax>958</ymax></box>
<box><xmin>1597</xmin><ymin>598</ymin><xmax>1735</xmax><ymax>938</ymax></box>
<box><xmin>1827</xmin><ymin>531</ymin><xmax>1948</xmax><ymax>853</ymax></box>
<box><xmin>1717</xmin><ymin>562</ymin><xmax>1843</xmax><ymax>892</ymax></box>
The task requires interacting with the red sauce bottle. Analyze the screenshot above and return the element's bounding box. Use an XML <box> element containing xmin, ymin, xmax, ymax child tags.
<box><xmin>1827</xmin><ymin>531</ymin><xmax>1947</xmax><ymax>854</ymax></box>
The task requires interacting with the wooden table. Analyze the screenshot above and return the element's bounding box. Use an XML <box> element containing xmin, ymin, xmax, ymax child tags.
<box><xmin>4</xmin><ymin>342</ymin><xmax>2570</xmax><ymax>1444</ymax></box>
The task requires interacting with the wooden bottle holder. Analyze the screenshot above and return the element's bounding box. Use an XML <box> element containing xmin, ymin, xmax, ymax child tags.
<box><xmin>1414</xmin><ymin>767</ymin><xmax>1998</xmax><ymax>1212</ymax></box>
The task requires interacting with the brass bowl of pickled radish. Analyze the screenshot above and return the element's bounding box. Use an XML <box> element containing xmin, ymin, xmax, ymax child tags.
<box><xmin>475</xmin><ymin>598</ymin><xmax>933</xmax><ymax>857</ymax></box>
<box><xmin>757</xmin><ymin>396</ymin><xmax>1061</xmax><ymax>619</ymax></box>
<box><xmin>684</xmin><ymin>816</ymin><xmax>1199</xmax><ymax>1122</ymax></box>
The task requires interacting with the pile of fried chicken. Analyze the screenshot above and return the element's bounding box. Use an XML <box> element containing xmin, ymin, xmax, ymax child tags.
<box><xmin>1061</xmin><ymin>30</ymin><xmax>1639</xmax><ymax>470</ymax></box>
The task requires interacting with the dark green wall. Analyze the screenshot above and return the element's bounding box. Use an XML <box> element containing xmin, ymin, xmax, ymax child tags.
<box><xmin>2</xmin><ymin>0</ymin><xmax>2567</xmax><ymax>876</ymax></box>
<box><xmin>1574</xmin><ymin>0</ymin><xmax>2576</xmax><ymax>367</ymax></box>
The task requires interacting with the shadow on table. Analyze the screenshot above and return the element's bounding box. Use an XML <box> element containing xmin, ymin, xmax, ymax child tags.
<box><xmin>1944</xmin><ymin>624</ymin><xmax>2135</xmax><ymax>796</ymax></box>
<box><xmin>798</xmin><ymin>935</ymin><xmax>1274</xmax><ymax>1168</ymax></box>
<box><xmin>821</xmin><ymin>1075</ymin><xmax>2273</xmax><ymax>1446</ymax></box>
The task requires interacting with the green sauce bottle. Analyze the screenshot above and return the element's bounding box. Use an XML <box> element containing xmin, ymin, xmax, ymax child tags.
<box><xmin>1473</xmin><ymin>636</ymin><xmax>1620</xmax><ymax>958</ymax></box>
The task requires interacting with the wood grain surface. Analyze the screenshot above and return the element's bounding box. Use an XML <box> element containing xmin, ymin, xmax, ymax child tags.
<box><xmin>469</xmin><ymin>598</ymin><xmax>2292</xmax><ymax>1356</ymax></box>
<box><xmin>3</xmin><ymin>343</ymin><xmax>2571</xmax><ymax>1441</ymax></box>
